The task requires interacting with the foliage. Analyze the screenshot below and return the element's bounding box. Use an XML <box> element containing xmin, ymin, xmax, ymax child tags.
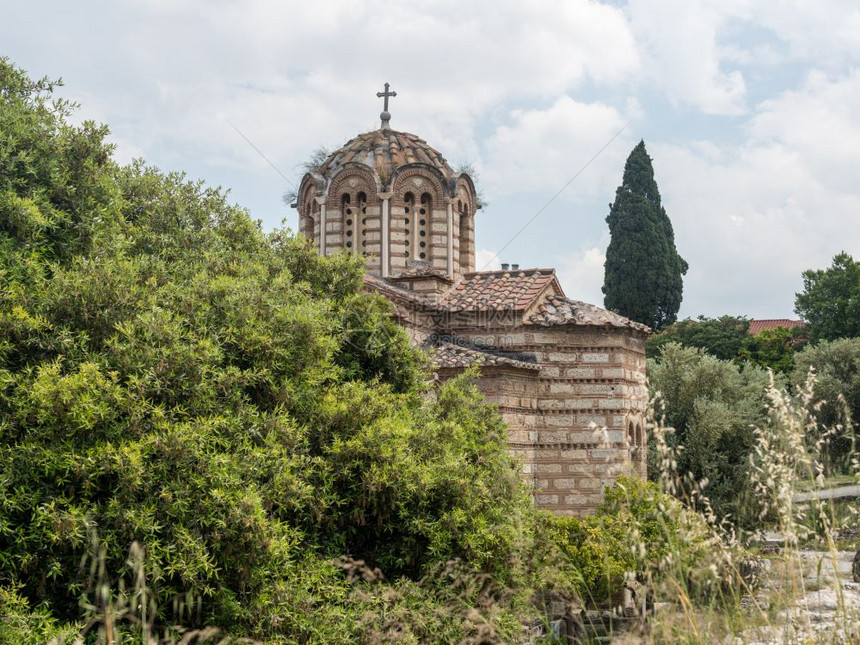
<box><xmin>0</xmin><ymin>585</ymin><xmax>79</xmax><ymax>645</ymax></box>
<box><xmin>600</xmin><ymin>477</ymin><xmax>737</xmax><ymax>604</ymax></box>
<box><xmin>795</xmin><ymin>251</ymin><xmax>860</xmax><ymax>342</ymax></box>
<box><xmin>333</xmin><ymin>558</ymin><xmax>528</xmax><ymax>643</ymax></box>
<box><xmin>647</xmin><ymin>316</ymin><xmax>805</xmax><ymax>373</ymax></box>
<box><xmin>537</xmin><ymin>510</ymin><xmax>636</xmax><ymax>605</ymax></box>
<box><xmin>647</xmin><ymin>315</ymin><xmax>750</xmax><ymax>361</ymax></box>
<box><xmin>540</xmin><ymin>477</ymin><xmax>726</xmax><ymax>607</ymax></box>
<box><xmin>647</xmin><ymin>343</ymin><xmax>773</xmax><ymax>522</ymax></box>
<box><xmin>602</xmin><ymin>140</ymin><xmax>688</xmax><ymax>330</ymax></box>
<box><xmin>792</xmin><ymin>338</ymin><xmax>860</xmax><ymax>472</ymax></box>
<box><xmin>0</xmin><ymin>58</ymin><xmax>542</xmax><ymax>641</ymax></box>
<box><xmin>0</xmin><ymin>57</ymin><xmax>116</xmax><ymax>265</ymax></box>
<box><xmin>740</xmin><ymin>324</ymin><xmax>805</xmax><ymax>374</ymax></box>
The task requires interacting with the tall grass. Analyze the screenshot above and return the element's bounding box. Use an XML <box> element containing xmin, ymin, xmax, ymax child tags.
<box><xmin>47</xmin><ymin>539</ymin><xmax>260</xmax><ymax>645</ymax></box>
<box><xmin>640</xmin><ymin>371</ymin><xmax>860</xmax><ymax>644</ymax></box>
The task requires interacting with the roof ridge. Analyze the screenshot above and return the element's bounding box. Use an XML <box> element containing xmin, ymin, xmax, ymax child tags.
<box><xmin>462</xmin><ymin>267</ymin><xmax>557</xmax><ymax>277</ymax></box>
<box><xmin>530</xmin><ymin>295</ymin><xmax>651</xmax><ymax>333</ymax></box>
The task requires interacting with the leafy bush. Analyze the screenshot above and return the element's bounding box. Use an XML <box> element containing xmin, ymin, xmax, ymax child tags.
<box><xmin>0</xmin><ymin>58</ymin><xmax>542</xmax><ymax>641</ymax></box>
<box><xmin>539</xmin><ymin>476</ymin><xmax>733</xmax><ymax>608</ymax></box>
<box><xmin>740</xmin><ymin>325</ymin><xmax>806</xmax><ymax>374</ymax></box>
<box><xmin>646</xmin><ymin>315</ymin><xmax>751</xmax><ymax>362</ymax></box>
<box><xmin>0</xmin><ymin>585</ymin><xmax>78</xmax><ymax>645</ymax></box>
<box><xmin>647</xmin><ymin>343</ymin><xmax>773</xmax><ymax>523</ymax></box>
<box><xmin>792</xmin><ymin>338</ymin><xmax>860</xmax><ymax>472</ymax></box>
<box><xmin>795</xmin><ymin>251</ymin><xmax>860</xmax><ymax>342</ymax></box>
<box><xmin>537</xmin><ymin>510</ymin><xmax>636</xmax><ymax>605</ymax></box>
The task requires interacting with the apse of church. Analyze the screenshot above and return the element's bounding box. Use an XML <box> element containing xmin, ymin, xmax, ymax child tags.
<box><xmin>294</xmin><ymin>84</ymin><xmax>649</xmax><ymax>516</ymax></box>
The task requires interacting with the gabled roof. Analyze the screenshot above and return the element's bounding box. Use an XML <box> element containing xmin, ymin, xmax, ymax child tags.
<box><xmin>440</xmin><ymin>269</ymin><xmax>562</xmax><ymax>313</ymax></box>
<box><xmin>427</xmin><ymin>341</ymin><xmax>541</xmax><ymax>372</ymax></box>
<box><xmin>748</xmin><ymin>319</ymin><xmax>805</xmax><ymax>335</ymax></box>
<box><xmin>529</xmin><ymin>295</ymin><xmax>651</xmax><ymax>333</ymax></box>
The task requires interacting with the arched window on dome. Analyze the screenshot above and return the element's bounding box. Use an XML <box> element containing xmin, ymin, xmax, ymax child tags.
<box><xmin>342</xmin><ymin>194</ymin><xmax>354</xmax><ymax>251</ymax></box>
<box><xmin>458</xmin><ymin>200</ymin><xmax>471</xmax><ymax>274</ymax></box>
<box><xmin>418</xmin><ymin>193</ymin><xmax>431</xmax><ymax>261</ymax></box>
<box><xmin>403</xmin><ymin>192</ymin><xmax>414</xmax><ymax>259</ymax></box>
<box><xmin>301</xmin><ymin>196</ymin><xmax>316</xmax><ymax>241</ymax></box>
<box><xmin>357</xmin><ymin>191</ymin><xmax>367</xmax><ymax>255</ymax></box>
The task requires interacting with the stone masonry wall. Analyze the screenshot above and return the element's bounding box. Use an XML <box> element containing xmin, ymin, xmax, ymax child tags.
<box><xmin>445</xmin><ymin>321</ymin><xmax>647</xmax><ymax>516</ymax></box>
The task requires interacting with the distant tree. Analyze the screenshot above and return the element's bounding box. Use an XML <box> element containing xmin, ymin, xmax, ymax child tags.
<box><xmin>646</xmin><ymin>315</ymin><xmax>750</xmax><ymax>361</ymax></box>
<box><xmin>603</xmin><ymin>140</ymin><xmax>688</xmax><ymax>330</ymax></box>
<box><xmin>792</xmin><ymin>338</ymin><xmax>860</xmax><ymax>472</ymax></box>
<box><xmin>741</xmin><ymin>325</ymin><xmax>806</xmax><ymax>374</ymax></box>
<box><xmin>795</xmin><ymin>252</ymin><xmax>860</xmax><ymax>341</ymax></box>
<box><xmin>647</xmin><ymin>316</ymin><xmax>805</xmax><ymax>373</ymax></box>
<box><xmin>647</xmin><ymin>343</ymin><xmax>773</xmax><ymax>523</ymax></box>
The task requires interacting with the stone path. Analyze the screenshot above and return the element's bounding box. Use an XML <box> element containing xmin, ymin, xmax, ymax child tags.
<box><xmin>736</xmin><ymin>550</ymin><xmax>860</xmax><ymax>644</ymax></box>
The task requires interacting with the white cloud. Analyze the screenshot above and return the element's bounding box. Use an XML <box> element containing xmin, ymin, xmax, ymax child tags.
<box><xmin>475</xmin><ymin>248</ymin><xmax>501</xmax><ymax>272</ymax></box>
<box><xmin>483</xmin><ymin>96</ymin><xmax>632</xmax><ymax>197</ymax></box>
<box><xmin>625</xmin><ymin>0</ymin><xmax>749</xmax><ymax>115</ymax></box>
<box><xmin>1</xmin><ymin>0</ymin><xmax>642</xmax><ymax>219</ymax></box>
<box><xmin>748</xmin><ymin>70</ymin><xmax>860</xmax><ymax>194</ymax></box>
<box><xmin>555</xmin><ymin>244</ymin><xmax>608</xmax><ymax>307</ymax></box>
<box><xmin>651</xmin><ymin>69</ymin><xmax>860</xmax><ymax>318</ymax></box>
<box><xmin>744</xmin><ymin>1</ymin><xmax>860</xmax><ymax>68</ymax></box>
<box><xmin>621</xmin><ymin>0</ymin><xmax>860</xmax><ymax>116</ymax></box>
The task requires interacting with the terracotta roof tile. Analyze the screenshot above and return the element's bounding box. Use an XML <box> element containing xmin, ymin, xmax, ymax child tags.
<box><xmin>319</xmin><ymin>129</ymin><xmax>455</xmax><ymax>180</ymax></box>
<box><xmin>529</xmin><ymin>295</ymin><xmax>651</xmax><ymax>333</ymax></box>
<box><xmin>427</xmin><ymin>341</ymin><xmax>541</xmax><ymax>372</ymax></box>
<box><xmin>440</xmin><ymin>269</ymin><xmax>561</xmax><ymax>312</ymax></box>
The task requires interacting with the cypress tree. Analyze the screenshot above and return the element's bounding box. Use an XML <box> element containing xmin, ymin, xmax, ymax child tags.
<box><xmin>602</xmin><ymin>140</ymin><xmax>688</xmax><ymax>330</ymax></box>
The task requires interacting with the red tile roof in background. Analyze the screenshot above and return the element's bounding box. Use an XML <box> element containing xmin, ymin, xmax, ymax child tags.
<box><xmin>748</xmin><ymin>319</ymin><xmax>805</xmax><ymax>335</ymax></box>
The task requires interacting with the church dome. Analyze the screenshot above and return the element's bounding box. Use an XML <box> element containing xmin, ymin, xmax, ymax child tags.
<box><xmin>295</xmin><ymin>88</ymin><xmax>479</xmax><ymax>282</ymax></box>
<box><xmin>317</xmin><ymin>128</ymin><xmax>457</xmax><ymax>188</ymax></box>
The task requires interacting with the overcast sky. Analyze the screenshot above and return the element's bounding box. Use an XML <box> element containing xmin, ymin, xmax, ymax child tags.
<box><xmin>5</xmin><ymin>0</ymin><xmax>860</xmax><ymax>319</ymax></box>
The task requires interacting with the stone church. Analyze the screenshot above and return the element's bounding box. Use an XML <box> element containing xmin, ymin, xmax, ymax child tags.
<box><xmin>295</xmin><ymin>87</ymin><xmax>649</xmax><ymax>515</ymax></box>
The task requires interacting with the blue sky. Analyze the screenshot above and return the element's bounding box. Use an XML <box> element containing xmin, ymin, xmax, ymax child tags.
<box><xmin>5</xmin><ymin>0</ymin><xmax>860</xmax><ymax>319</ymax></box>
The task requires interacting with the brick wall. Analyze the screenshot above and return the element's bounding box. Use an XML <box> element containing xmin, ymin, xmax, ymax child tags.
<box><xmin>444</xmin><ymin>321</ymin><xmax>647</xmax><ymax>516</ymax></box>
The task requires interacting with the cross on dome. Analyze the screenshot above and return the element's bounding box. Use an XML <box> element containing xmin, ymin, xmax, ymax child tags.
<box><xmin>376</xmin><ymin>82</ymin><xmax>397</xmax><ymax>130</ymax></box>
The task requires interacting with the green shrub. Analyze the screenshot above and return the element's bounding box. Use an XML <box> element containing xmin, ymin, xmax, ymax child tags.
<box><xmin>538</xmin><ymin>511</ymin><xmax>635</xmax><ymax>605</ymax></box>
<box><xmin>0</xmin><ymin>585</ymin><xmax>78</xmax><ymax>645</ymax></box>
<box><xmin>0</xmin><ymin>58</ymin><xmax>540</xmax><ymax>641</ymax></box>
<box><xmin>646</xmin><ymin>316</ymin><xmax>804</xmax><ymax>373</ymax></box>
<box><xmin>538</xmin><ymin>476</ymin><xmax>734</xmax><ymax>608</ymax></box>
<box><xmin>792</xmin><ymin>337</ymin><xmax>860</xmax><ymax>472</ymax></box>
<box><xmin>647</xmin><ymin>343</ymin><xmax>773</xmax><ymax>523</ymax></box>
